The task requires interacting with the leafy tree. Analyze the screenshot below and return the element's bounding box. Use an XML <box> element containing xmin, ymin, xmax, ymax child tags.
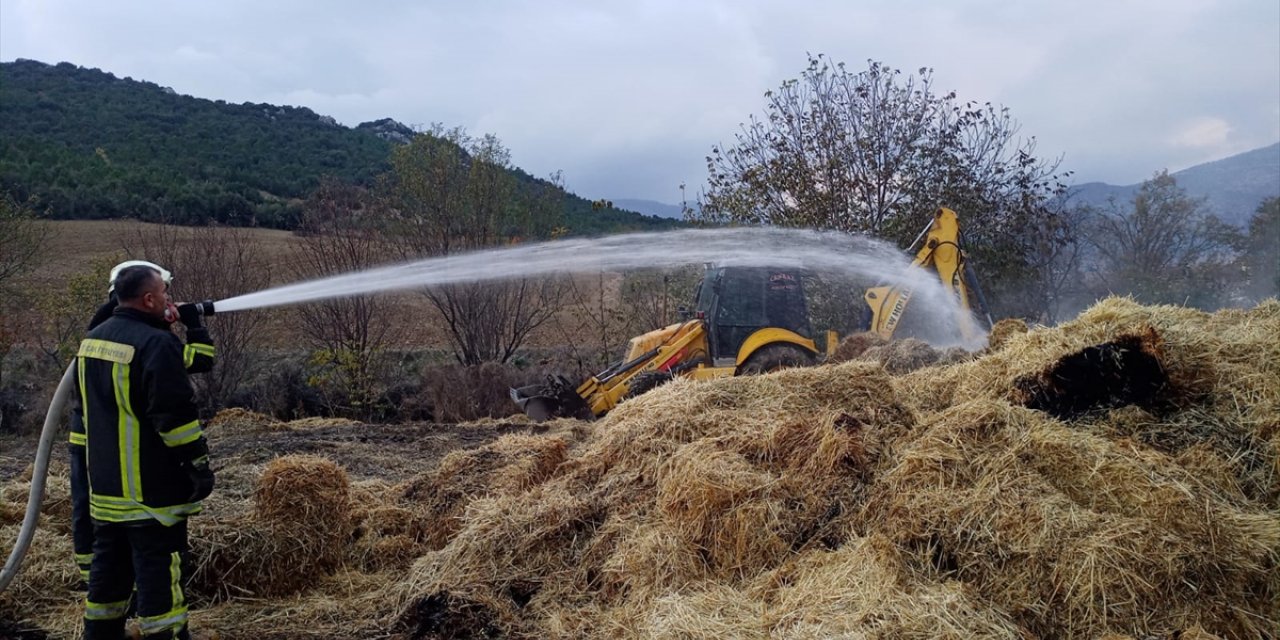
<box><xmin>692</xmin><ymin>56</ymin><xmax>1070</xmax><ymax>317</ymax></box>
<box><xmin>385</xmin><ymin>128</ymin><xmax>567</xmax><ymax>365</ymax></box>
<box><xmin>1083</xmin><ymin>171</ymin><xmax>1239</xmax><ymax>308</ymax></box>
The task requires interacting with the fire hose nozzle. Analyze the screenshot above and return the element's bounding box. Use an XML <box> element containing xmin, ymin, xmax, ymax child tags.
<box><xmin>179</xmin><ymin>300</ymin><xmax>216</xmax><ymax>317</ymax></box>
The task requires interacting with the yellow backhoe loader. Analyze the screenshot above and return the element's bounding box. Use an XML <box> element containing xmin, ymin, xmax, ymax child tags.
<box><xmin>863</xmin><ymin>206</ymin><xmax>993</xmax><ymax>341</ymax></box>
<box><xmin>511</xmin><ymin>207</ymin><xmax>990</xmax><ymax>421</ymax></box>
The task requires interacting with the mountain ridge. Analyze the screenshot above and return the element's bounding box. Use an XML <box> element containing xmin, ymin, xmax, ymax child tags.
<box><xmin>0</xmin><ymin>58</ymin><xmax>678</xmax><ymax>234</ymax></box>
<box><xmin>1067</xmin><ymin>143</ymin><xmax>1279</xmax><ymax>225</ymax></box>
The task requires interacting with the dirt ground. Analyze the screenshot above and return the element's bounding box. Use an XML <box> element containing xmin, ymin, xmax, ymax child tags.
<box><xmin>0</xmin><ymin>419</ymin><xmax>546</xmax><ymax>487</ymax></box>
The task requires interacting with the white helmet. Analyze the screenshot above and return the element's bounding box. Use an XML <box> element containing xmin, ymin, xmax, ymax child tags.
<box><xmin>108</xmin><ymin>260</ymin><xmax>173</xmax><ymax>294</ymax></box>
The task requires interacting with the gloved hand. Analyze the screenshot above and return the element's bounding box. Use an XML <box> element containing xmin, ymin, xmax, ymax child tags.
<box><xmin>183</xmin><ymin>456</ymin><xmax>216</xmax><ymax>502</ymax></box>
<box><xmin>176</xmin><ymin>302</ymin><xmax>204</xmax><ymax>329</ymax></box>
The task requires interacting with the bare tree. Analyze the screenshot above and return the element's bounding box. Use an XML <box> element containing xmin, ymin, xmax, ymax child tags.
<box><xmin>618</xmin><ymin>266</ymin><xmax>701</xmax><ymax>333</ymax></box>
<box><xmin>34</xmin><ymin>258</ymin><xmax>118</xmax><ymax>367</ymax></box>
<box><xmin>694</xmin><ymin>56</ymin><xmax>1070</xmax><ymax>317</ymax></box>
<box><xmin>0</xmin><ymin>194</ymin><xmax>49</xmax><ymax>291</ymax></box>
<box><xmin>385</xmin><ymin>127</ymin><xmax>566</xmax><ymax>365</ymax></box>
<box><xmin>1238</xmin><ymin>197</ymin><xmax>1279</xmax><ymax>304</ymax></box>
<box><xmin>1083</xmin><ymin>171</ymin><xmax>1239</xmax><ymax>308</ymax></box>
<box><xmin>0</xmin><ymin>194</ymin><xmax>49</xmax><ymax>389</ymax></box>
<box><xmin>551</xmin><ymin>272</ymin><xmax>632</xmax><ymax>373</ymax></box>
<box><xmin>125</xmin><ymin>220</ymin><xmax>270</xmax><ymax>410</ymax></box>
<box><xmin>1021</xmin><ymin>201</ymin><xmax>1089</xmax><ymax>323</ymax></box>
<box><xmin>293</xmin><ymin>178</ymin><xmax>400</xmax><ymax>415</ymax></box>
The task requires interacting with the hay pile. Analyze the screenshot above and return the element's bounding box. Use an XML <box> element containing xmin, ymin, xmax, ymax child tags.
<box><xmin>2</xmin><ymin>297</ymin><xmax>1277</xmax><ymax>639</ymax></box>
<box><xmin>207</xmin><ymin>407</ymin><xmax>283</xmax><ymax>433</ymax></box>
<box><xmin>832</xmin><ymin>333</ymin><xmax>972</xmax><ymax>372</ymax></box>
<box><xmin>399</xmin><ymin>433</ymin><xmax>573</xmax><ymax>550</ymax></box>
<box><xmin>987</xmin><ymin>317</ymin><xmax>1029</xmax><ymax>351</ymax></box>
<box><xmin>830</xmin><ymin>330</ymin><xmax>887</xmax><ymax>362</ymax></box>
<box><xmin>381</xmin><ymin>298</ymin><xmax>1278</xmax><ymax>638</ymax></box>
<box><xmin>189</xmin><ymin>455</ymin><xmax>354</xmax><ymax>600</ymax></box>
<box><xmin>0</xmin><ymin>461</ymin><xmax>73</xmax><ymax>531</ymax></box>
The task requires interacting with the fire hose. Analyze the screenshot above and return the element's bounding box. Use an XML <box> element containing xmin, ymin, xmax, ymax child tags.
<box><xmin>0</xmin><ymin>362</ymin><xmax>76</xmax><ymax>593</ymax></box>
<box><xmin>0</xmin><ymin>300</ymin><xmax>216</xmax><ymax>594</ymax></box>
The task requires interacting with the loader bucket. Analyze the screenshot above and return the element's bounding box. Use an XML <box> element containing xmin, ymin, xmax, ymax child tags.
<box><xmin>510</xmin><ymin>375</ymin><xmax>593</xmax><ymax>422</ymax></box>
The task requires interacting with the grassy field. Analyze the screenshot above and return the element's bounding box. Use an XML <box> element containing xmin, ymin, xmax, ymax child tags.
<box><xmin>18</xmin><ymin>220</ymin><xmax>301</xmax><ymax>290</ymax></box>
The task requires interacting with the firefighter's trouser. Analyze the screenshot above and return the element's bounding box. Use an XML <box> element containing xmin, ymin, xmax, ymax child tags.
<box><xmin>84</xmin><ymin>519</ymin><xmax>191</xmax><ymax>640</ymax></box>
<box><xmin>69</xmin><ymin>443</ymin><xmax>94</xmax><ymax>585</ymax></box>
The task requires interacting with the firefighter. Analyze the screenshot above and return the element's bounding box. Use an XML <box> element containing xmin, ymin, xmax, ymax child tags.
<box><xmin>68</xmin><ymin>261</ymin><xmax>215</xmax><ymax>588</ymax></box>
<box><xmin>77</xmin><ymin>264</ymin><xmax>215</xmax><ymax>640</ymax></box>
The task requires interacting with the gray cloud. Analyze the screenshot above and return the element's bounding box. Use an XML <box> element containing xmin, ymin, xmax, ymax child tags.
<box><xmin>2</xmin><ymin>0</ymin><xmax>1277</xmax><ymax>201</ymax></box>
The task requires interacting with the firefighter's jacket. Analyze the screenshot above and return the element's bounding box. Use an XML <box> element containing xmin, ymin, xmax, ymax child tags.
<box><xmin>68</xmin><ymin>301</ymin><xmax>214</xmax><ymax>461</ymax></box>
<box><xmin>73</xmin><ymin>307</ymin><xmax>210</xmax><ymax>527</ymax></box>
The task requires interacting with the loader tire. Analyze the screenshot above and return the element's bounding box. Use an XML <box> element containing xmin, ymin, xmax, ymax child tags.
<box><xmin>625</xmin><ymin>371</ymin><xmax>674</xmax><ymax>400</ymax></box>
<box><xmin>738</xmin><ymin>344</ymin><xmax>815</xmax><ymax>375</ymax></box>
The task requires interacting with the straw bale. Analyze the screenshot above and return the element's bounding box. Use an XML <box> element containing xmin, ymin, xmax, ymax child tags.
<box><xmin>829</xmin><ymin>331</ymin><xmax>887</xmax><ymax>363</ymax></box>
<box><xmin>987</xmin><ymin>317</ymin><xmax>1029</xmax><ymax>351</ymax></box>
<box><xmin>389</xmin><ymin>486</ymin><xmax>606</xmax><ymax>636</ymax></box>
<box><xmin>1172</xmin><ymin>443</ymin><xmax>1247</xmax><ymax>502</ymax></box>
<box><xmin>897</xmin><ymin>296</ymin><xmax>1279</xmax><ymax>419</ymax></box>
<box><xmin>655</xmin><ymin>441</ymin><xmax>790</xmax><ymax>575</ymax></box>
<box><xmin>594</xmin><ymin>519</ymin><xmax>706</xmax><ymax>601</ymax></box>
<box><xmin>255</xmin><ymin>454</ymin><xmax>350</xmax><ymax>521</ymax></box>
<box><xmin>1012</xmin><ymin>327</ymin><xmax>1169</xmax><ymax>419</ymax></box>
<box><xmin>190</xmin><ymin>455</ymin><xmax>354</xmax><ymax>600</ymax></box>
<box><xmin>387</xmin><ymin>362</ymin><xmax>915</xmax><ymax>637</ymax></box>
<box><xmin>400</xmin><ymin>433</ymin><xmax>570</xmax><ymax>549</ymax></box>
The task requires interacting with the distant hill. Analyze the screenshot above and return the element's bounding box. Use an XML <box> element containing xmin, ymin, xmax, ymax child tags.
<box><xmin>1068</xmin><ymin>143</ymin><xmax>1280</xmax><ymax>226</ymax></box>
<box><xmin>0</xmin><ymin>59</ymin><xmax>679</xmax><ymax>234</ymax></box>
<box><xmin>611</xmin><ymin>198</ymin><xmax>687</xmax><ymax>220</ymax></box>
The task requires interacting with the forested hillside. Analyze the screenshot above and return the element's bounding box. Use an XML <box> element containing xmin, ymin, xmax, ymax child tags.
<box><xmin>0</xmin><ymin>59</ymin><xmax>678</xmax><ymax>233</ymax></box>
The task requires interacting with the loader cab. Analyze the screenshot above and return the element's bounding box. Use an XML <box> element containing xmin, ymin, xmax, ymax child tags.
<box><xmin>695</xmin><ymin>266</ymin><xmax>812</xmax><ymax>366</ymax></box>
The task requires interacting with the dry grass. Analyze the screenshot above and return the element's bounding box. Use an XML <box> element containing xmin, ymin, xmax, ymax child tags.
<box><xmin>3</xmin><ymin>296</ymin><xmax>1277</xmax><ymax>639</ymax></box>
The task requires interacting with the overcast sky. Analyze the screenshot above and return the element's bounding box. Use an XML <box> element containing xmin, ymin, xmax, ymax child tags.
<box><xmin>2</xmin><ymin>0</ymin><xmax>1277</xmax><ymax>203</ymax></box>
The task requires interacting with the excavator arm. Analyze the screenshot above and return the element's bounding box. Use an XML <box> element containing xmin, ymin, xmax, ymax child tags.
<box><xmin>510</xmin><ymin>319</ymin><xmax>710</xmax><ymax>421</ymax></box>
<box><xmin>863</xmin><ymin>207</ymin><xmax>992</xmax><ymax>342</ymax></box>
